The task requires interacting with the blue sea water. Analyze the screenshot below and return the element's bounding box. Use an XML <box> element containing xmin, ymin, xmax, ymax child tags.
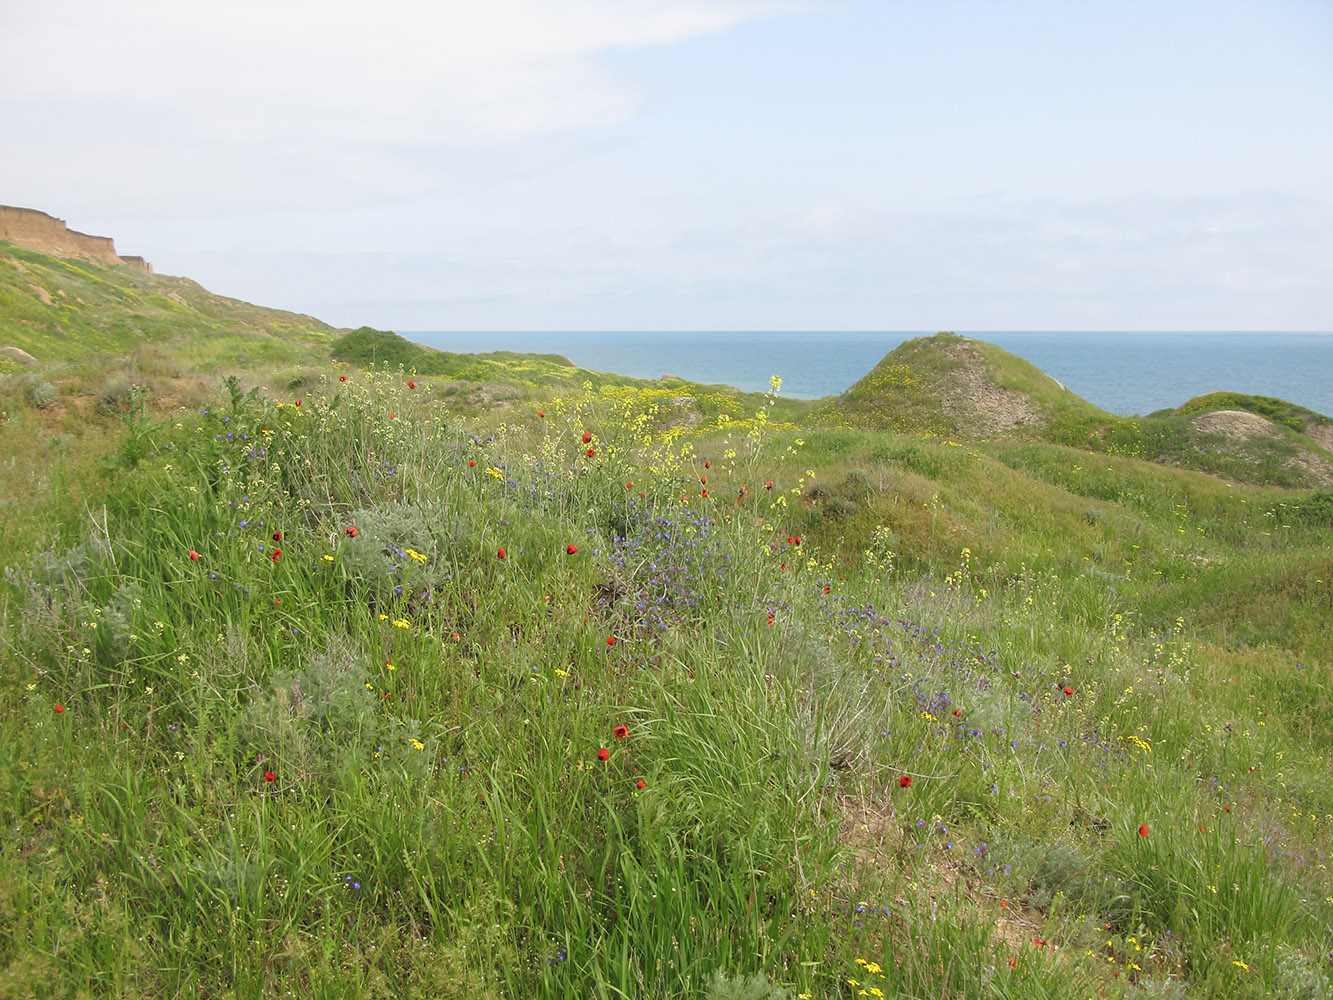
<box><xmin>403</xmin><ymin>331</ymin><xmax>1333</xmax><ymax>417</ymax></box>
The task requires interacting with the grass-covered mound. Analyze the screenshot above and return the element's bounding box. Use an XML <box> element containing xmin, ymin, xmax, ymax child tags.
<box><xmin>1172</xmin><ymin>392</ymin><xmax>1333</xmax><ymax>436</ymax></box>
<box><xmin>1</xmin><ymin>358</ymin><xmax>1331</xmax><ymax>998</ymax></box>
<box><xmin>830</xmin><ymin>333</ymin><xmax>1333</xmax><ymax>489</ymax></box>
<box><xmin>826</xmin><ymin>332</ymin><xmax>1107</xmax><ymax>437</ymax></box>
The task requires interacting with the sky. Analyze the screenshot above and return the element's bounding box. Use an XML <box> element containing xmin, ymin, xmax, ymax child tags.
<box><xmin>2</xmin><ymin>0</ymin><xmax>1331</xmax><ymax>332</ymax></box>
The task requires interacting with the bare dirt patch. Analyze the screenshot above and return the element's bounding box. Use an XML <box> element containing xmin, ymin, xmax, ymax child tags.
<box><xmin>1192</xmin><ymin>410</ymin><xmax>1333</xmax><ymax>486</ymax></box>
<box><xmin>940</xmin><ymin>343</ymin><xmax>1042</xmax><ymax>434</ymax></box>
<box><xmin>1190</xmin><ymin>409</ymin><xmax>1281</xmax><ymax>440</ymax></box>
<box><xmin>1302</xmin><ymin>420</ymin><xmax>1333</xmax><ymax>454</ymax></box>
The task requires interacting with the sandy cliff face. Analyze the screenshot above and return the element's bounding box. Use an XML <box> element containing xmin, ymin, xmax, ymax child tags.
<box><xmin>0</xmin><ymin>205</ymin><xmax>151</xmax><ymax>272</ymax></box>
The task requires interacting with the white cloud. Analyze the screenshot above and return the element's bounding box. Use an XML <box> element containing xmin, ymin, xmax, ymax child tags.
<box><xmin>218</xmin><ymin>191</ymin><xmax>1326</xmax><ymax>331</ymax></box>
<box><xmin>0</xmin><ymin>0</ymin><xmax>793</xmax><ymax>214</ymax></box>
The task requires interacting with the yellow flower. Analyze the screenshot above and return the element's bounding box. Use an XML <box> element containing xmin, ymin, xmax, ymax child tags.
<box><xmin>392</xmin><ymin>618</ymin><xmax>411</xmax><ymax>630</ymax></box>
<box><xmin>409</xmin><ymin>739</ymin><xmax>424</xmax><ymax>752</ymax></box>
<box><xmin>322</xmin><ymin>554</ymin><xmax>334</xmax><ymax>562</ymax></box>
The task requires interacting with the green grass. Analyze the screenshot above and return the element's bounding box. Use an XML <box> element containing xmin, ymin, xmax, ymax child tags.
<box><xmin>1</xmin><ymin>365</ymin><xmax>1330</xmax><ymax>998</ymax></box>
<box><xmin>1</xmin><ymin>251</ymin><xmax>1331</xmax><ymax>997</ymax></box>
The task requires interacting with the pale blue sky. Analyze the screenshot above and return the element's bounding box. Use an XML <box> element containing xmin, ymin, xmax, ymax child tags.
<box><xmin>2</xmin><ymin>0</ymin><xmax>1330</xmax><ymax>330</ymax></box>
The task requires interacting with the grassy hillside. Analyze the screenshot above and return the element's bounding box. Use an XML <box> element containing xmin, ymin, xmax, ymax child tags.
<box><xmin>0</xmin><ymin>241</ymin><xmax>339</xmax><ymax>372</ymax></box>
<box><xmin>1</xmin><ymin>253</ymin><xmax>1331</xmax><ymax>998</ymax></box>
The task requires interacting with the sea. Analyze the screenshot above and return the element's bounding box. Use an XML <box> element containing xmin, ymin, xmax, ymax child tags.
<box><xmin>402</xmin><ymin>331</ymin><xmax>1333</xmax><ymax>418</ymax></box>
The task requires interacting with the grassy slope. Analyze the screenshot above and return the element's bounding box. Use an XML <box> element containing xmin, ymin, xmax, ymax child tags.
<box><xmin>0</xmin><ymin>253</ymin><xmax>1330</xmax><ymax>998</ymax></box>
<box><xmin>0</xmin><ymin>241</ymin><xmax>339</xmax><ymax>372</ymax></box>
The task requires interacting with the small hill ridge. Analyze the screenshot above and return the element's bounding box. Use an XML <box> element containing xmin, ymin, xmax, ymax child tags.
<box><xmin>828</xmin><ymin>332</ymin><xmax>1103</xmax><ymax>437</ymax></box>
<box><xmin>828</xmin><ymin>333</ymin><xmax>1333</xmax><ymax>489</ymax></box>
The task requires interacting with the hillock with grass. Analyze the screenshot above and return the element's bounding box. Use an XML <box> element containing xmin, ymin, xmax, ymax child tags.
<box><xmin>1</xmin><ymin>243</ymin><xmax>1331</xmax><ymax>998</ymax></box>
<box><xmin>830</xmin><ymin>332</ymin><xmax>1333</xmax><ymax>489</ymax></box>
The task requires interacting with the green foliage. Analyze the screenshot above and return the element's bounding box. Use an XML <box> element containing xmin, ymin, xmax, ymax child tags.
<box><xmin>22</xmin><ymin>374</ymin><xmax>57</xmax><ymax>409</ymax></box>
<box><xmin>2</xmin><ymin>256</ymin><xmax>1333</xmax><ymax>997</ymax></box>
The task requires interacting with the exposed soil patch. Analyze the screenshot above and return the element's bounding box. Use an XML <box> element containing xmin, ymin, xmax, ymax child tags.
<box><xmin>940</xmin><ymin>343</ymin><xmax>1042</xmax><ymax>434</ymax></box>
<box><xmin>1190</xmin><ymin>409</ymin><xmax>1281</xmax><ymax>440</ymax></box>
<box><xmin>1302</xmin><ymin>420</ymin><xmax>1333</xmax><ymax>454</ymax></box>
<box><xmin>1192</xmin><ymin>410</ymin><xmax>1333</xmax><ymax>487</ymax></box>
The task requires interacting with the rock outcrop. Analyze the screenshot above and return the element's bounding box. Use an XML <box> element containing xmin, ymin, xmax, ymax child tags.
<box><xmin>0</xmin><ymin>206</ymin><xmax>151</xmax><ymax>272</ymax></box>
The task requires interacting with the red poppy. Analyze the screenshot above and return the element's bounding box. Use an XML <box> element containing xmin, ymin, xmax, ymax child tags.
<box><xmin>345</xmin><ymin>526</ymin><xmax>358</xmax><ymax>537</ymax></box>
<box><xmin>823</xmin><ymin>585</ymin><xmax>831</xmax><ymax>594</ymax></box>
<box><xmin>272</xmin><ymin>531</ymin><xmax>282</xmax><ymax>542</ymax></box>
<box><xmin>1063</xmin><ymin>686</ymin><xmax>1074</xmax><ymax>696</ymax></box>
<box><xmin>793</xmin><ymin>535</ymin><xmax>801</xmax><ymax>545</ymax></box>
<box><xmin>538</xmin><ymin>410</ymin><xmax>544</xmax><ymax>417</ymax></box>
<box><xmin>497</xmin><ymin>547</ymin><xmax>506</xmax><ymax>560</ymax></box>
<box><xmin>1138</xmin><ymin>824</ymin><xmax>1149</xmax><ymax>837</ymax></box>
<box><xmin>388</xmin><ymin>413</ymin><xmax>396</xmax><ymax>419</ymax></box>
<box><xmin>264</xmin><ymin>771</ymin><xmax>276</xmax><ymax>782</ymax></box>
<box><xmin>636</xmin><ymin>780</ymin><xmax>646</xmax><ymax>789</ymax></box>
<box><xmin>189</xmin><ymin>550</ymin><xmax>200</xmax><ymax>561</ymax></box>
<box><xmin>704</xmin><ymin>460</ymin><xmax>710</xmax><ymax>468</ymax></box>
<box><xmin>294</xmin><ymin>399</ymin><xmax>301</xmax><ymax>406</ymax></box>
<box><xmin>407</xmin><ymin>380</ymin><xmax>416</xmax><ymax>389</ymax></box>
<box><xmin>597</xmin><ymin>747</ymin><xmax>610</xmax><ymax>761</ymax></box>
<box><xmin>566</xmin><ymin>544</ymin><xmax>578</xmax><ymax>555</ymax></box>
<box><xmin>606</xmin><ymin>636</ymin><xmax>616</xmax><ymax>646</ymax></box>
<box><xmin>899</xmin><ymin>775</ymin><xmax>911</xmax><ymax>788</ymax></box>
<box><xmin>339</xmin><ymin>375</ymin><xmax>347</xmax><ymax>381</ymax></box>
<box><xmin>382</xmin><ymin>691</ymin><xmax>391</xmax><ymax>699</ymax></box>
<box><xmin>700</xmin><ymin>476</ymin><xmax>707</xmax><ymax>484</ymax></box>
<box><xmin>613</xmin><ymin>724</ymin><xmax>628</xmax><ymax>739</ymax></box>
<box><xmin>626</xmin><ymin>482</ymin><xmax>632</xmax><ymax>490</ymax></box>
<box><xmin>587</xmin><ymin>448</ymin><xmax>596</xmax><ymax>458</ymax></box>
<box><xmin>780</xmin><ymin>562</ymin><xmax>786</xmax><ymax>570</ymax></box>
<box><xmin>54</xmin><ymin>704</ymin><xmax>65</xmax><ymax>714</ymax></box>
<box><xmin>953</xmin><ymin>709</ymin><xmax>962</xmax><ymax>716</ymax></box>
<box><xmin>765</xmin><ymin>481</ymin><xmax>773</xmax><ymax>490</ymax></box>
<box><xmin>701</xmin><ymin>489</ymin><xmax>709</xmax><ymax>498</ymax></box>
<box><xmin>270</xmin><ymin>549</ymin><xmax>282</xmax><ymax>562</ymax></box>
<box><xmin>582</xmin><ymin>432</ymin><xmax>592</xmax><ymax>444</ymax></box>
<box><xmin>787</xmin><ymin>535</ymin><xmax>796</xmax><ymax>545</ymax></box>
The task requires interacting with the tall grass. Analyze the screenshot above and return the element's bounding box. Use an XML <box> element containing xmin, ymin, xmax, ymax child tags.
<box><xmin>1</xmin><ymin>365</ymin><xmax>1330</xmax><ymax>998</ymax></box>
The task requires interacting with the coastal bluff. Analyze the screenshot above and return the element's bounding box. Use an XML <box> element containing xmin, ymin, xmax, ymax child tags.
<box><xmin>0</xmin><ymin>205</ymin><xmax>151</xmax><ymax>272</ymax></box>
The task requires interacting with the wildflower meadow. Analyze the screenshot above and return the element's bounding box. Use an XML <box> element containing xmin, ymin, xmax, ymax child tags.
<box><xmin>1</xmin><ymin>356</ymin><xmax>1331</xmax><ymax>1000</ymax></box>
